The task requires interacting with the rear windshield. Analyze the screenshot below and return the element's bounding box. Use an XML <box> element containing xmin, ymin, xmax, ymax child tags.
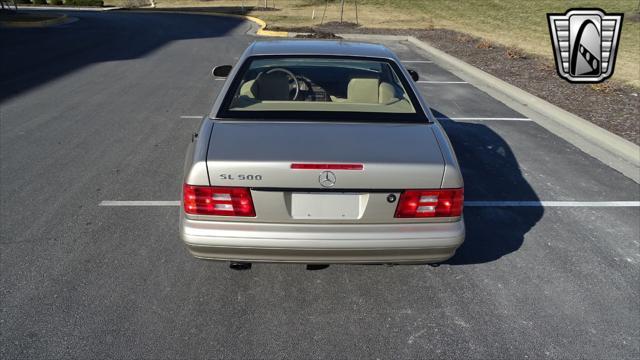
<box><xmin>217</xmin><ymin>56</ymin><xmax>426</xmax><ymax>122</ymax></box>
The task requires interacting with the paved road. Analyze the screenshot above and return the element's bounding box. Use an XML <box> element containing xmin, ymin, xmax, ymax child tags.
<box><xmin>1</xmin><ymin>10</ymin><xmax>639</xmax><ymax>359</ymax></box>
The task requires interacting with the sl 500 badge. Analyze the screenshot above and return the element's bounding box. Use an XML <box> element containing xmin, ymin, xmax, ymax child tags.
<box><xmin>219</xmin><ymin>174</ymin><xmax>263</xmax><ymax>181</ymax></box>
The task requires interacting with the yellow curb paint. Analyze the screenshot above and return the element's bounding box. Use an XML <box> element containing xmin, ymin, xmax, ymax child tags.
<box><xmin>243</xmin><ymin>15</ymin><xmax>288</xmax><ymax>37</ymax></box>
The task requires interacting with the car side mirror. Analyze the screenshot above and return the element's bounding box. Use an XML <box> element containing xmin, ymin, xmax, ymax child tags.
<box><xmin>407</xmin><ymin>69</ymin><xmax>419</xmax><ymax>82</ymax></box>
<box><xmin>212</xmin><ymin>65</ymin><xmax>232</xmax><ymax>78</ymax></box>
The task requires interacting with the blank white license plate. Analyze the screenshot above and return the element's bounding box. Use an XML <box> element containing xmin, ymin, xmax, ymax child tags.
<box><xmin>291</xmin><ymin>193</ymin><xmax>361</xmax><ymax>220</ymax></box>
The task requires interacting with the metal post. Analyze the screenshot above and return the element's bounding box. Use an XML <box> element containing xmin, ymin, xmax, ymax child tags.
<box><xmin>340</xmin><ymin>0</ymin><xmax>345</xmax><ymax>23</ymax></box>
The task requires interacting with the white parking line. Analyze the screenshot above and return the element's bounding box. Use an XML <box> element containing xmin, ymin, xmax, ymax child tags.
<box><xmin>418</xmin><ymin>81</ymin><xmax>469</xmax><ymax>84</ymax></box>
<box><xmin>180</xmin><ymin>116</ymin><xmax>203</xmax><ymax>119</ymax></box>
<box><xmin>466</xmin><ymin>201</ymin><xmax>640</xmax><ymax>207</ymax></box>
<box><xmin>214</xmin><ymin>78</ymin><xmax>226</xmax><ymax>81</ymax></box>
<box><xmin>402</xmin><ymin>60</ymin><xmax>433</xmax><ymax>63</ymax></box>
<box><xmin>99</xmin><ymin>201</ymin><xmax>180</xmax><ymax>206</ymax></box>
<box><xmin>435</xmin><ymin>117</ymin><xmax>532</xmax><ymax>122</ymax></box>
<box><xmin>99</xmin><ymin>200</ymin><xmax>640</xmax><ymax>207</ymax></box>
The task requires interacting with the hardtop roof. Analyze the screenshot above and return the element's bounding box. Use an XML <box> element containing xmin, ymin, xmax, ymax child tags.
<box><xmin>247</xmin><ymin>39</ymin><xmax>397</xmax><ymax>59</ymax></box>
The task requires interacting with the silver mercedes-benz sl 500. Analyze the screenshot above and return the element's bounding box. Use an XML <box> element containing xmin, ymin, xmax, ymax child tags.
<box><xmin>180</xmin><ymin>40</ymin><xmax>464</xmax><ymax>266</ymax></box>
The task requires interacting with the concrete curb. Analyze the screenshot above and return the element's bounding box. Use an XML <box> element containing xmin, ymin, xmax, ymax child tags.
<box><xmin>405</xmin><ymin>36</ymin><xmax>639</xmax><ymax>183</ymax></box>
<box><xmin>337</xmin><ymin>33</ymin><xmax>407</xmax><ymax>41</ymax></box>
<box><xmin>336</xmin><ymin>32</ymin><xmax>638</xmax><ymax>182</ymax></box>
<box><xmin>0</xmin><ymin>13</ymin><xmax>71</xmax><ymax>28</ymax></box>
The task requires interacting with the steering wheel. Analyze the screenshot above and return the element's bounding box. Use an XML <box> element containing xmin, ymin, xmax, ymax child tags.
<box><xmin>264</xmin><ymin>67</ymin><xmax>300</xmax><ymax>100</ymax></box>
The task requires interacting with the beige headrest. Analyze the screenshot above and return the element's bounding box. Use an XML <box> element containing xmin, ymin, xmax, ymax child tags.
<box><xmin>347</xmin><ymin>78</ymin><xmax>380</xmax><ymax>103</ymax></box>
<box><xmin>378</xmin><ymin>82</ymin><xmax>398</xmax><ymax>104</ymax></box>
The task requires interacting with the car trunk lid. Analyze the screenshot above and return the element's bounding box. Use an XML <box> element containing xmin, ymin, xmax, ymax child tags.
<box><xmin>206</xmin><ymin>121</ymin><xmax>444</xmax><ymax>189</ymax></box>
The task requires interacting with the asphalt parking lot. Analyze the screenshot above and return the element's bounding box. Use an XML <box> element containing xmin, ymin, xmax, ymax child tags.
<box><xmin>1</xmin><ymin>10</ymin><xmax>639</xmax><ymax>359</ymax></box>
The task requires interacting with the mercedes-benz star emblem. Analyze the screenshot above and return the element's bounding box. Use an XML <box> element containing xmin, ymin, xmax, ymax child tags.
<box><xmin>319</xmin><ymin>171</ymin><xmax>336</xmax><ymax>187</ymax></box>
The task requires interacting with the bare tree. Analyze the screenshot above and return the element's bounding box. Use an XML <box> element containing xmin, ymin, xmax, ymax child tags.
<box><xmin>354</xmin><ymin>0</ymin><xmax>358</xmax><ymax>25</ymax></box>
<box><xmin>320</xmin><ymin>0</ymin><xmax>328</xmax><ymax>25</ymax></box>
<box><xmin>320</xmin><ymin>0</ymin><xmax>358</xmax><ymax>25</ymax></box>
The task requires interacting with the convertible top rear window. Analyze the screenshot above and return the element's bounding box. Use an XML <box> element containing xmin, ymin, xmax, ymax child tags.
<box><xmin>217</xmin><ymin>56</ymin><xmax>427</xmax><ymax>122</ymax></box>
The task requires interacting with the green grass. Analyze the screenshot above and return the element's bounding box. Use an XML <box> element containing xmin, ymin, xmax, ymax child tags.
<box><xmin>309</xmin><ymin>0</ymin><xmax>640</xmax><ymax>87</ymax></box>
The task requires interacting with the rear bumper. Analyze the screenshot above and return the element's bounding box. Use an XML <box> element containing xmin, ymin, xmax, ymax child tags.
<box><xmin>180</xmin><ymin>215</ymin><xmax>465</xmax><ymax>264</ymax></box>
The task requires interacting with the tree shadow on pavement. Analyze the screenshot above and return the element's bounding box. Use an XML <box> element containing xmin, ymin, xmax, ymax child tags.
<box><xmin>0</xmin><ymin>10</ymin><xmax>249</xmax><ymax>102</ymax></box>
<box><xmin>433</xmin><ymin>115</ymin><xmax>544</xmax><ymax>265</ymax></box>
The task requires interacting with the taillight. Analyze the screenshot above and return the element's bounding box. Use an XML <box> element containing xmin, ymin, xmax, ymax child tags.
<box><xmin>183</xmin><ymin>184</ymin><xmax>255</xmax><ymax>217</ymax></box>
<box><xmin>394</xmin><ymin>188</ymin><xmax>464</xmax><ymax>218</ymax></box>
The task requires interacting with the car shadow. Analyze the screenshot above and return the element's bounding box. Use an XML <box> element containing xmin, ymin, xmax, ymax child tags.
<box><xmin>434</xmin><ymin>114</ymin><xmax>544</xmax><ymax>265</ymax></box>
<box><xmin>0</xmin><ymin>10</ymin><xmax>247</xmax><ymax>102</ymax></box>
<box><xmin>301</xmin><ymin>114</ymin><xmax>542</xmax><ymax>269</ymax></box>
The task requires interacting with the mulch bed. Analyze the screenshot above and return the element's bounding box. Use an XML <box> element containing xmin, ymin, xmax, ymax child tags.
<box><xmin>273</xmin><ymin>24</ymin><xmax>639</xmax><ymax>144</ymax></box>
<box><xmin>294</xmin><ymin>31</ymin><xmax>341</xmax><ymax>39</ymax></box>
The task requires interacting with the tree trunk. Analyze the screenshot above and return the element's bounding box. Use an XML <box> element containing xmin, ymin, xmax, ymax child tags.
<box><xmin>355</xmin><ymin>0</ymin><xmax>358</xmax><ymax>25</ymax></box>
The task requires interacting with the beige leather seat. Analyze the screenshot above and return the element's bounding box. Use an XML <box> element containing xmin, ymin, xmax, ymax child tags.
<box><xmin>378</xmin><ymin>81</ymin><xmax>398</xmax><ymax>104</ymax></box>
<box><xmin>332</xmin><ymin>78</ymin><xmax>399</xmax><ymax>104</ymax></box>
<box><xmin>239</xmin><ymin>79</ymin><xmax>256</xmax><ymax>98</ymax></box>
<box><xmin>346</xmin><ymin>78</ymin><xmax>379</xmax><ymax>103</ymax></box>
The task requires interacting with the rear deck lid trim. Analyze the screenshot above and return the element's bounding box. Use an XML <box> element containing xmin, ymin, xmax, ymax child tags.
<box><xmin>291</xmin><ymin>163</ymin><xmax>364</xmax><ymax>170</ymax></box>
